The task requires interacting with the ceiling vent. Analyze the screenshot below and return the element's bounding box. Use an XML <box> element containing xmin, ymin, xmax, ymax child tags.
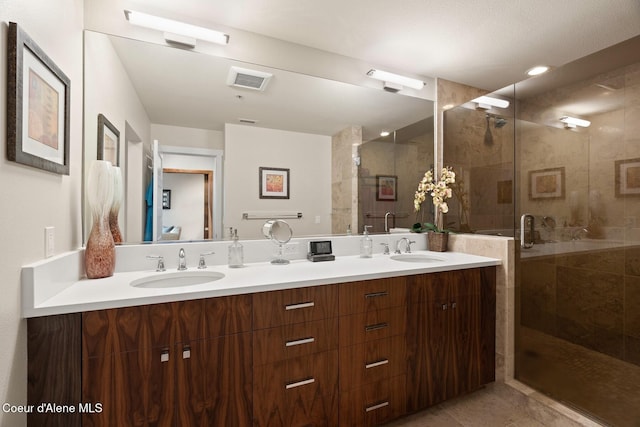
<box><xmin>227</xmin><ymin>66</ymin><xmax>272</xmax><ymax>91</ymax></box>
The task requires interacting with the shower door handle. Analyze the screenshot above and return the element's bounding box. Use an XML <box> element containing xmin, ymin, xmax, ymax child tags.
<box><xmin>521</xmin><ymin>214</ymin><xmax>535</xmax><ymax>249</ymax></box>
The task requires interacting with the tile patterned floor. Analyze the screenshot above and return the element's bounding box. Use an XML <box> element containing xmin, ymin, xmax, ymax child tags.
<box><xmin>385</xmin><ymin>382</ymin><xmax>599</xmax><ymax>427</ymax></box>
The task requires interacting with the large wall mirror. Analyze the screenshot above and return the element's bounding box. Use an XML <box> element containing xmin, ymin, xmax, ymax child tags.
<box><xmin>83</xmin><ymin>30</ymin><xmax>435</xmax><ymax>244</ymax></box>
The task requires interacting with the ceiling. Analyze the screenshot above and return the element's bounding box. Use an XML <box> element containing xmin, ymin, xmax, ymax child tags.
<box><xmin>129</xmin><ymin>0</ymin><xmax>640</xmax><ymax>91</ymax></box>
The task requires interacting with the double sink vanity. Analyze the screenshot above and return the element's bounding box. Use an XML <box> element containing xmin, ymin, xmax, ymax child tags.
<box><xmin>23</xmin><ymin>233</ymin><xmax>500</xmax><ymax>426</ymax></box>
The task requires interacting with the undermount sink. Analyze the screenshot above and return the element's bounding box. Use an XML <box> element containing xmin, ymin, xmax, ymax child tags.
<box><xmin>390</xmin><ymin>254</ymin><xmax>445</xmax><ymax>263</ymax></box>
<box><xmin>131</xmin><ymin>270</ymin><xmax>225</xmax><ymax>289</ymax></box>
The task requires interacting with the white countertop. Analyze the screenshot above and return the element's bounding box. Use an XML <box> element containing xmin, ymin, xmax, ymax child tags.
<box><xmin>23</xmin><ymin>250</ymin><xmax>500</xmax><ymax>317</ymax></box>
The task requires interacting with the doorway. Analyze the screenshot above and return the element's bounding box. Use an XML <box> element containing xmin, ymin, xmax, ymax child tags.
<box><xmin>162</xmin><ymin>168</ymin><xmax>213</xmax><ymax>240</ymax></box>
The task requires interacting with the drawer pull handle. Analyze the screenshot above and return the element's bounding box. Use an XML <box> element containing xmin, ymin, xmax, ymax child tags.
<box><xmin>285</xmin><ymin>377</ymin><xmax>315</xmax><ymax>389</ymax></box>
<box><xmin>365</xmin><ymin>291</ymin><xmax>389</xmax><ymax>298</ymax></box>
<box><xmin>365</xmin><ymin>359</ymin><xmax>389</xmax><ymax>369</ymax></box>
<box><xmin>365</xmin><ymin>401</ymin><xmax>389</xmax><ymax>412</ymax></box>
<box><xmin>183</xmin><ymin>346</ymin><xmax>191</xmax><ymax>359</ymax></box>
<box><xmin>160</xmin><ymin>349</ymin><xmax>169</xmax><ymax>363</ymax></box>
<box><xmin>365</xmin><ymin>322</ymin><xmax>389</xmax><ymax>332</ymax></box>
<box><xmin>285</xmin><ymin>301</ymin><xmax>315</xmax><ymax>311</ymax></box>
<box><xmin>285</xmin><ymin>337</ymin><xmax>315</xmax><ymax>347</ymax></box>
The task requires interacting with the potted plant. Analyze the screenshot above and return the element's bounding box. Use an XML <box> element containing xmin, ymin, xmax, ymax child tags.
<box><xmin>412</xmin><ymin>166</ymin><xmax>456</xmax><ymax>252</ymax></box>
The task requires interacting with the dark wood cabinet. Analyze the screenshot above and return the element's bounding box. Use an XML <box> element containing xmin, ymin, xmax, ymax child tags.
<box><xmin>81</xmin><ymin>295</ymin><xmax>252</xmax><ymax>427</ymax></box>
<box><xmin>338</xmin><ymin>277</ymin><xmax>408</xmax><ymax>426</ymax></box>
<box><xmin>253</xmin><ymin>285</ymin><xmax>339</xmax><ymax>427</ymax></box>
<box><xmin>27</xmin><ymin>268</ymin><xmax>495</xmax><ymax>426</ymax></box>
<box><xmin>406</xmin><ymin>267</ymin><xmax>496</xmax><ymax>411</ymax></box>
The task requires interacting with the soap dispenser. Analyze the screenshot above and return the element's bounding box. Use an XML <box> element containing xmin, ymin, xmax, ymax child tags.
<box><xmin>228</xmin><ymin>228</ymin><xmax>244</xmax><ymax>268</ymax></box>
<box><xmin>360</xmin><ymin>225</ymin><xmax>373</xmax><ymax>258</ymax></box>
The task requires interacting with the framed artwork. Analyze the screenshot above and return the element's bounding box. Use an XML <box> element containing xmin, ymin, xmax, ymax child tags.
<box><xmin>97</xmin><ymin>113</ymin><xmax>120</xmax><ymax>166</ymax></box>
<box><xmin>528</xmin><ymin>167</ymin><xmax>565</xmax><ymax>200</ymax></box>
<box><xmin>162</xmin><ymin>189</ymin><xmax>171</xmax><ymax>209</ymax></box>
<box><xmin>259</xmin><ymin>167</ymin><xmax>290</xmax><ymax>199</ymax></box>
<box><xmin>376</xmin><ymin>175</ymin><xmax>398</xmax><ymax>201</ymax></box>
<box><xmin>615</xmin><ymin>158</ymin><xmax>640</xmax><ymax>197</ymax></box>
<box><xmin>7</xmin><ymin>22</ymin><xmax>70</xmax><ymax>175</ymax></box>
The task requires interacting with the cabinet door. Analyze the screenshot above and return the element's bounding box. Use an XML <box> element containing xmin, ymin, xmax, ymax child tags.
<box><xmin>176</xmin><ymin>333</ymin><xmax>252</xmax><ymax>426</ymax></box>
<box><xmin>82</xmin><ymin>346</ymin><xmax>174</xmax><ymax>427</ymax></box>
<box><xmin>406</xmin><ymin>273</ymin><xmax>449</xmax><ymax>410</ymax></box>
<box><xmin>448</xmin><ymin>269</ymin><xmax>482</xmax><ymax>399</ymax></box>
<box><xmin>82</xmin><ymin>304</ymin><xmax>175</xmax><ymax>427</ymax></box>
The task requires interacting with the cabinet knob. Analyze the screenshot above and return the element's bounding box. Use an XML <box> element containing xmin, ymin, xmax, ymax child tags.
<box><xmin>160</xmin><ymin>349</ymin><xmax>169</xmax><ymax>363</ymax></box>
<box><xmin>183</xmin><ymin>346</ymin><xmax>191</xmax><ymax>359</ymax></box>
<box><xmin>442</xmin><ymin>303</ymin><xmax>448</xmax><ymax>311</ymax></box>
<box><xmin>451</xmin><ymin>302</ymin><xmax>457</xmax><ymax>309</ymax></box>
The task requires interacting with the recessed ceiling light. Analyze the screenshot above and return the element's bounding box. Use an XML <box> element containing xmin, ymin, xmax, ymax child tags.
<box><xmin>526</xmin><ymin>65</ymin><xmax>550</xmax><ymax>76</ymax></box>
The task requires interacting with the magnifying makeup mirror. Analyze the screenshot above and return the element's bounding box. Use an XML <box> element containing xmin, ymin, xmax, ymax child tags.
<box><xmin>262</xmin><ymin>220</ymin><xmax>293</xmax><ymax>264</ymax></box>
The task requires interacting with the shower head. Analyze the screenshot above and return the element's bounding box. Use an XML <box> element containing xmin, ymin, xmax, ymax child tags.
<box><xmin>494</xmin><ymin>117</ymin><xmax>508</xmax><ymax>128</ymax></box>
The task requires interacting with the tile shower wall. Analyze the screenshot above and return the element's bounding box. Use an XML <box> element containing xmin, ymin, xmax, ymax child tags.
<box><xmin>521</xmin><ymin>247</ymin><xmax>640</xmax><ymax>365</ymax></box>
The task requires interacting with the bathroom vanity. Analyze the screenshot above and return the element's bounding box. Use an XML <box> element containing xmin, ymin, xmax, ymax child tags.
<box><xmin>24</xmin><ymin>238</ymin><xmax>498</xmax><ymax>426</ymax></box>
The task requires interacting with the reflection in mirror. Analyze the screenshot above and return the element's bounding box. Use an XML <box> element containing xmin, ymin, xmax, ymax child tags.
<box><xmin>83</xmin><ymin>31</ymin><xmax>435</xmax><ymax>244</ymax></box>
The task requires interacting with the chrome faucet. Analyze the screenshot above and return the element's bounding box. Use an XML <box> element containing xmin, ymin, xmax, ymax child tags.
<box><xmin>395</xmin><ymin>237</ymin><xmax>415</xmax><ymax>254</ymax></box>
<box><xmin>178</xmin><ymin>248</ymin><xmax>187</xmax><ymax>271</ymax></box>
<box><xmin>384</xmin><ymin>212</ymin><xmax>395</xmax><ymax>233</ymax></box>
<box><xmin>571</xmin><ymin>228</ymin><xmax>589</xmax><ymax>241</ymax></box>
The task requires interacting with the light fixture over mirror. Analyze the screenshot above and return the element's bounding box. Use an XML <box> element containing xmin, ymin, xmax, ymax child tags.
<box><xmin>124</xmin><ymin>10</ymin><xmax>230</xmax><ymax>46</ymax></box>
<box><xmin>366</xmin><ymin>69</ymin><xmax>425</xmax><ymax>91</ymax></box>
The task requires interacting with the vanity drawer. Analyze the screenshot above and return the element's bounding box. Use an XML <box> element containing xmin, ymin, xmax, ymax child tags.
<box><xmin>339</xmin><ymin>277</ymin><xmax>406</xmax><ymax>316</ymax></box>
<box><xmin>253</xmin><ymin>284</ymin><xmax>338</xmax><ymax>329</ymax></box>
<box><xmin>253</xmin><ymin>350</ymin><xmax>339</xmax><ymax>426</ymax></box>
<box><xmin>339</xmin><ymin>375</ymin><xmax>407</xmax><ymax>427</ymax></box>
<box><xmin>339</xmin><ymin>306</ymin><xmax>406</xmax><ymax>347</ymax></box>
<box><xmin>253</xmin><ymin>317</ymin><xmax>339</xmax><ymax>365</ymax></box>
<box><xmin>339</xmin><ymin>335</ymin><xmax>406</xmax><ymax>392</ymax></box>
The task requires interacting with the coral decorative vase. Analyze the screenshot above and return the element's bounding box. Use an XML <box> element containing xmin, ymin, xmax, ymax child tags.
<box><xmin>85</xmin><ymin>161</ymin><xmax>116</xmax><ymax>279</ymax></box>
<box><xmin>109</xmin><ymin>166</ymin><xmax>123</xmax><ymax>244</ymax></box>
<box><xmin>85</xmin><ymin>215</ymin><xmax>115</xmax><ymax>278</ymax></box>
<box><xmin>427</xmin><ymin>231</ymin><xmax>448</xmax><ymax>252</ymax></box>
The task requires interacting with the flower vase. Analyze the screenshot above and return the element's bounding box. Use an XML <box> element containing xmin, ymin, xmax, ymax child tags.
<box><xmin>85</xmin><ymin>161</ymin><xmax>116</xmax><ymax>279</ymax></box>
<box><xmin>427</xmin><ymin>231</ymin><xmax>448</xmax><ymax>252</ymax></box>
<box><xmin>85</xmin><ymin>214</ymin><xmax>116</xmax><ymax>278</ymax></box>
<box><xmin>109</xmin><ymin>166</ymin><xmax>123</xmax><ymax>244</ymax></box>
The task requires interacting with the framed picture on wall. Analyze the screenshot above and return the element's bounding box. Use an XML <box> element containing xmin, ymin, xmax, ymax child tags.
<box><xmin>97</xmin><ymin>114</ymin><xmax>120</xmax><ymax>166</ymax></box>
<box><xmin>6</xmin><ymin>22</ymin><xmax>70</xmax><ymax>175</ymax></box>
<box><xmin>615</xmin><ymin>158</ymin><xmax>640</xmax><ymax>197</ymax></box>
<box><xmin>528</xmin><ymin>167</ymin><xmax>565</xmax><ymax>200</ymax></box>
<box><xmin>376</xmin><ymin>175</ymin><xmax>398</xmax><ymax>201</ymax></box>
<box><xmin>259</xmin><ymin>167</ymin><xmax>290</xmax><ymax>199</ymax></box>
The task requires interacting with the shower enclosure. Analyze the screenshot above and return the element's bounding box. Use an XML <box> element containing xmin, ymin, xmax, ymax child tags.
<box><xmin>444</xmin><ymin>35</ymin><xmax>640</xmax><ymax>426</ymax></box>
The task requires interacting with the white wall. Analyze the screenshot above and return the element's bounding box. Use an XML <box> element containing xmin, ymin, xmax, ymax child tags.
<box><xmin>151</xmin><ymin>124</ymin><xmax>224</xmax><ymax>150</ymax></box>
<box><xmin>84</xmin><ymin>31</ymin><xmax>151</xmax><ymax>242</ymax></box>
<box><xmin>224</xmin><ymin>124</ymin><xmax>332</xmax><ymax>239</ymax></box>
<box><xmin>0</xmin><ymin>1</ymin><xmax>84</xmax><ymax>425</ymax></box>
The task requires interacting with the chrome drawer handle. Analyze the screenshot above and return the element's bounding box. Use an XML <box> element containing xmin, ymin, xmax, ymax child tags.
<box><xmin>183</xmin><ymin>346</ymin><xmax>191</xmax><ymax>359</ymax></box>
<box><xmin>285</xmin><ymin>301</ymin><xmax>315</xmax><ymax>310</ymax></box>
<box><xmin>285</xmin><ymin>377</ymin><xmax>315</xmax><ymax>389</ymax></box>
<box><xmin>365</xmin><ymin>359</ymin><xmax>389</xmax><ymax>369</ymax></box>
<box><xmin>365</xmin><ymin>401</ymin><xmax>389</xmax><ymax>412</ymax></box>
<box><xmin>160</xmin><ymin>349</ymin><xmax>169</xmax><ymax>363</ymax></box>
<box><xmin>365</xmin><ymin>291</ymin><xmax>389</xmax><ymax>298</ymax></box>
<box><xmin>365</xmin><ymin>322</ymin><xmax>389</xmax><ymax>332</ymax></box>
<box><xmin>285</xmin><ymin>337</ymin><xmax>315</xmax><ymax>347</ymax></box>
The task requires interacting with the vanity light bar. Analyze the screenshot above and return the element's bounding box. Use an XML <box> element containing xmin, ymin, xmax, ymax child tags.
<box><xmin>124</xmin><ymin>10</ymin><xmax>229</xmax><ymax>45</ymax></box>
<box><xmin>472</xmin><ymin>96</ymin><xmax>510</xmax><ymax>109</ymax></box>
<box><xmin>559</xmin><ymin>116</ymin><xmax>590</xmax><ymax>128</ymax></box>
<box><xmin>366</xmin><ymin>69</ymin><xmax>424</xmax><ymax>90</ymax></box>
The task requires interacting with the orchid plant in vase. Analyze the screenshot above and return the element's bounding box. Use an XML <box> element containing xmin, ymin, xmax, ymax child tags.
<box><xmin>412</xmin><ymin>166</ymin><xmax>456</xmax><ymax>234</ymax></box>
